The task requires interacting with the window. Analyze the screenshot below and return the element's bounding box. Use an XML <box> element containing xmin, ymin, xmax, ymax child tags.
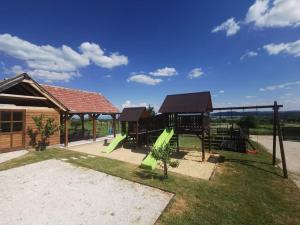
<box><xmin>13</xmin><ymin>122</ymin><xmax>23</xmax><ymax>132</ymax></box>
<box><xmin>13</xmin><ymin>112</ymin><xmax>23</xmax><ymax>121</ymax></box>
<box><xmin>0</xmin><ymin>111</ymin><xmax>23</xmax><ymax>133</ymax></box>
<box><xmin>1</xmin><ymin>111</ymin><xmax>11</xmax><ymax>121</ymax></box>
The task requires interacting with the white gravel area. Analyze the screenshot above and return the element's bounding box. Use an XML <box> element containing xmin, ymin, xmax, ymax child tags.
<box><xmin>0</xmin><ymin>159</ymin><xmax>173</xmax><ymax>225</ymax></box>
<box><xmin>0</xmin><ymin>150</ymin><xmax>28</xmax><ymax>164</ymax></box>
<box><xmin>251</xmin><ymin>135</ymin><xmax>300</xmax><ymax>188</ymax></box>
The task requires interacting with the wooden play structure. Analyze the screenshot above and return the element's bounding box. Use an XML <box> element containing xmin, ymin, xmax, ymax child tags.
<box><xmin>109</xmin><ymin>92</ymin><xmax>288</xmax><ymax>178</ymax></box>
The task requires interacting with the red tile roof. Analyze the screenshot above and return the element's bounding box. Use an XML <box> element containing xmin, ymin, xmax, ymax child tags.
<box><xmin>41</xmin><ymin>85</ymin><xmax>119</xmax><ymax>114</ymax></box>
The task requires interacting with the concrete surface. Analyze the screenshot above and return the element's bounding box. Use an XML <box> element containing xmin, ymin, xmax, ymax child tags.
<box><xmin>0</xmin><ymin>150</ymin><xmax>28</xmax><ymax>164</ymax></box>
<box><xmin>251</xmin><ymin>135</ymin><xmax>300</xmax><ymax>188</ymax></box>
<box><xmin>0</xmin><ymin>159</ymin><xmax>173</xmax><ymax>225</ymax></box>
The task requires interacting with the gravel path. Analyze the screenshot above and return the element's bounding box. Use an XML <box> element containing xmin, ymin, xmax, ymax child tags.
<box><xmin>0</xmin><ymin>150</ymin><xmax>28</xmax><ymax>164</ymax></box>
<box><xmin>251</xmin><ymin>135</ymin><xmax>300</xmax><ymax>188</ymax></box>
<box><xmin>0</xmin><ymin>159</ymin><xmax>173</xmax><ymax>225</ymax></box>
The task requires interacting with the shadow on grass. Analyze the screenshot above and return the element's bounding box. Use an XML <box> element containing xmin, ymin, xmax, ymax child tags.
<box><xmin>134</xmin><ymin>169</ymin><xmax>164</xmax><ymax>181</ymax></box>
<box><xmin>225</xmin><ymin>157</ymin><xmax>283</xmax><ymax>178</ymax></box>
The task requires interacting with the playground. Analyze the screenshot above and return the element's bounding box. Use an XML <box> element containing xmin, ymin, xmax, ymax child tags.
<box><xmin>68</xmin><ymin>140</ymin><xmax>218</xmax><ymax>180</ymax></box>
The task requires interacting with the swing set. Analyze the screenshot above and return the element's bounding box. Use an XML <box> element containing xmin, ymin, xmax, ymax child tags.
<box><xmin>213</xmin><ymin>101</ymin><xmax>288</xmax><ymax>178</ymax></box>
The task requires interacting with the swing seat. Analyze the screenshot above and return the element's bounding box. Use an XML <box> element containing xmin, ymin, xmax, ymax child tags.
<box><xmin>247</xmin><ymin>149</ymin><xmax>257</xmax><ymax>154</ymax></box>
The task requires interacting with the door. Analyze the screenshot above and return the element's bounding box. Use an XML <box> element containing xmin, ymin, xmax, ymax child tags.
<box><xmin>0</xmin><ymin>110</ymin><xmax>25</xmax><ymax>152</ymax></box>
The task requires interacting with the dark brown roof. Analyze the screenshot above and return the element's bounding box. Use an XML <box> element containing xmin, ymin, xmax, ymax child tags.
<box><xmin>42</xmin><ymin>85</ymin><xmax>119</xmax><ymax>114</ymax></box>
<box><xmin>159</xmin><ymin>91</ymin><xmax>213</xmax><ymax>113</ymax></box>
<box><xmin>119</xmin><ymin>107</ymin><xmax>149</xmax><ymax>122</ymax></box>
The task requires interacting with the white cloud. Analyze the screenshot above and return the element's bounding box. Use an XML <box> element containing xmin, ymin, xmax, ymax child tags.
<box><xmin>245</xmin><ymin>95</ymin><xmax>257</xmax><ymax>99</ymax></box>
<box><xmin>121</xmin><ymin>100</ymin><xmax>147</xmax><ymax>109</ymax></box>
<box><xmin>219</xmin><ymin>90</ymin><xmax>225</xmax><ymax>94</ymax></box>
<box><xmin>149</xmin><ymin>67</ymin><xmax>177</xmax><ymax>77</ymax></box>
<box><xmin>263</xmin><ymin>39</ymin><xmax>300</xmax><ymax>57</ymax></box>
<box><xmin>259</xmin><ymin>81</ymin><xmax>300</xmax><ymax>91</ymax></box>
<box><xmin>188</xmin><ymin>68</ymin><xmax>204</xmax><ymax>79</ymax></box>
<box><xmin>212</xmin><ymin>18</ymin><xmax>240</xmax><ymax>36</ymax></box>
<box><xmin>10</xmin><ymin>65</ymin><xmax>24</xmax><ymax>74</ymax></box>
<box><xmin>127</xmin><ymin>74</ymin><xmax>162</xmax><ymax>85</ymax></box>
<box><xmin>0</xmin><ymin>33</ymin><xmax>128</xmax><ymax>82</ymax></box>
<box><xmin>246</xmin><ymin>0</ymin><xmax>300</xmax><ymax>28</ymax></box>
<box><xmin>240</xmin><ymin>51</ymin><xmax>259</xmax><ymax>60</ymax></box>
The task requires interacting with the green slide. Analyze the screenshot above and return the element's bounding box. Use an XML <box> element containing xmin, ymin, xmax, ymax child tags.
<box><xmin>140</xmin><ymin>128</ymin><xmax>174</xmax><ymax>170</ymax></box>
<box><xmin>104</xmin><ymin>133</ymin><xmax>127</xmax><ymax>153</ymax></box>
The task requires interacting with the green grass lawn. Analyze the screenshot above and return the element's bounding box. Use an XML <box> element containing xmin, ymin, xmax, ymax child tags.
<box><xmin>1</xmin><ymin>145</ymin><xmax>300</xmax><ymax>225</ymax></box>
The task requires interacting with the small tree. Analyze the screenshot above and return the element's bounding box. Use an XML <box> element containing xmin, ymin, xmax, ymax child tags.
<box><xmin>146</xmin><ymin>104</ymin><xmax>156</xmax><ymax>117</ymax></box>
<box><xmin>151</xmin><ymin>143</ymin><xmax>179</xmax><ymax>179</ymax></box>
<box><xmin>28</xmin><ymin>114</ymin><xmax>59</xmax><ymax>151</ymax></box>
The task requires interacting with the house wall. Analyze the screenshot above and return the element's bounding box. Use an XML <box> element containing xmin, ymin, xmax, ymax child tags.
<box><xmin>25</xmin><ymin>108</ymin><xmax>61</xmax><ymax>148</ymax></box>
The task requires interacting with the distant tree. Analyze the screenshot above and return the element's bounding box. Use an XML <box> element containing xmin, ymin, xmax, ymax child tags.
<box><xmin>237</xmin><ymin>115</ymin><xmax>258</xmax><ymax>129</ymax></box>
<box><xmin>146</xmin><ymin>104</ymin><xmax>156</xmax><ymax>117</ymax></box>
<box><xmin>151</xmin><ymin>144</ymin><xmax>179</xmax><ymax>179</ymax></box>
<box><xmin>28</xmin><ymin>114</ymin><xmax>59</xmax><ymax>151</ymax></box>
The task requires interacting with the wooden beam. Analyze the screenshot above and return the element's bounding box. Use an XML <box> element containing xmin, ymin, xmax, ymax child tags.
<box><xmin>201</xmin><ymin>129</ymin><xmax>205</xmax><ymax>162</ymax></box>
<box><xmin>276</xmin><ymin>111</ymin><xmax>288</xmax><ymax>178</ymax></box>
<box><xmin>25</xmin><ymin>81</ymin><xmax>67</xmax><ymax>111</ymax></box>
<box><xmin>64</xmin><ymin>112</ymin><xmax>69</xmax><ymax>147</ymax></box>
<box><xmin>272</xmin><ymin>101</ymin><xmax>277</xmax><ymax>166</ymax></box>
<box><xmin>208</xmin><ymin>128</ymin><xmax>211</xmax><ymax>153</ymax></box>
<box><xmin>136</xmin><ymin>121</ymin><xmax>139</xmax><ymax>146</ymax></box>
<box><xmin>0</xmin><ymin>93</ymin><xmax>47</xmax><ymax>100</ymax></box>
<box><xmin>112</xmin><ymin>114</ymin><xmax>116</xmax><ymax>137</ymax></box>
<box><xmin>80</xmin><ymin>114</ymin><xmax>85</xmax><ymax>138</ymax></box>
<box><xmin>92</xmin><ymin>114</ymin><xmax>96</xmax><ymax>141</ymax></box>
<box><xmin>213</xmin><ymin>104</ymin><xmax>283</xmax><ymax>111</ymax></box>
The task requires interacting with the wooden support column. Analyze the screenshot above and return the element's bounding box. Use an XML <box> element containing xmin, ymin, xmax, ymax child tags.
<box><xmin>80</xmin><ymin>114</ymin><xmax>85</xmax><ymax>138</ymax></box>
<box><xmin>272</xmin><ymin>101</ymin><xmax>277</xmax><ymax>166</ymax></box>
<box><xmin>176</xmin><ymin>134</ymin><xmax>179</xmax><ymax>152</ymax></box>
<box><xmin>201</xmin><ymin>130</ymin><xmax>205</xmax><ymax>162</ymax></box>
<box><xmin>208</xmin><ymin>128</ymin><xmax>211</xmax><ymax>153</ymax></box>
<box><xmin>112</xmin><ymin>114</ymin><xmax>116</xmax><ymax>137</ymax></box>
<box><xmin>92</xmin><ymin>114</ymin><xmax>96</xmax><ymax>141</ymax></box>
<box><xmin>89</xmin><ymin>114</ymin><xmax>100</xmax><ymax>142</ymax></box>
<box><xmin>276</xmin><ymin>110</ymin><xmax>288</xmax><ymax>178</ymax></box>
<box><xmin>201</xmin><ymin>113</ymin><xmax>205</xmax><ymax>161</ymax></box>
<box><xmin>64</xmin><ymin>112</ymin><xmax>69</xmax><ymax>147</ymax></box>
<box><xmin>136</xmin><ymin>121</ymin><xmax>139</xmax><ymax>146</ymax></box>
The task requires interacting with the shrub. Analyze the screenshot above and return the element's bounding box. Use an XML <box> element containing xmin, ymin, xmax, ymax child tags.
<box><xmin>151</xmin><ymin>143</ymin><xmax>179</xmax><ymax>179</ymax></box>
<box><xmin>28</xmin><ymin>114</ymin><xmax>59</xmax><ymax>151</ymax></box>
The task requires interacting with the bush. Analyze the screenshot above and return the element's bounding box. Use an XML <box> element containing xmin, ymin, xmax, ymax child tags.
<box><xmin>151</xmin><ymin>144</ymin><xmax>179</xmax><ymax>179</ymax></box>
<box><xmin>27</xmin><ymin>114</ymin><xmax>59</xmax><ymax>151</ymax></box>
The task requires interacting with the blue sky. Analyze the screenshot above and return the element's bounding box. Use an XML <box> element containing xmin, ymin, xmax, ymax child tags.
<box><xmin>0</xmin><ymin>0</ymin><xmax>299</xmax><ymax>110</ymax></box>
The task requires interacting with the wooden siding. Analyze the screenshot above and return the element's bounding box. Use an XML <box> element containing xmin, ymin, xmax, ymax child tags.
<box><xmin>0</xmin><ymin>134</ymin><xmax>11</xmax><ymax>149</ymax></box>
<box><xmin>25</xmin><ymin>108</ymin><xmax>60</xmax><ymax>148</ymax></box>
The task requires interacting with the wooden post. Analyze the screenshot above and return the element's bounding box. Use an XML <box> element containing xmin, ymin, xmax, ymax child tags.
<box><xmin>176</xmin><ymin>134</ymin><xmax>179</xmax><ymax>152</ymax></box>
<box><xmin>208</xmin><ymin>128</ymin><xmax>211</xmax><ymax>153</ymax></box>
<box><xmin>276</xmin><ymin>110</ymin><xmax>288</xmax><ymax>178</ymax></box>
<box><xmin>112</xmin><ymin>114</ymin><xmax>116</xmax><ymax>137</ymax></box>
<box><xmin>80</xmin><ymin>114</ymin><xmax>85</xmax><ymax>138</ymax></box>
<box><xmin>136</xmin><ymin>121</ymin><xmax>139</xmax><ymax>146</ymax></box>
<box><xmin>202</xmin><ymin>130</ymin><xmax>205</xmax><ymax>162</ymax></box>
<box><xmin>64</xmin><ymin>112</ymin><xmax>69</xmax><ymax>147</ymax></box>
<box><xmin>272</xmin><ymin>101</ymin><xmax>277</xmax><ymax>166</ymax></box>
<box><xmin>92</xmin><ymin>114</ymin><xmax>96</xmax><ymax>141</ymax></box>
